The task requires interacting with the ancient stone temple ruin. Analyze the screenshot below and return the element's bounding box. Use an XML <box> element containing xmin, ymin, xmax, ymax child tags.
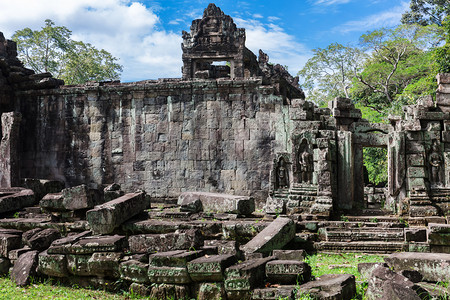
<box><xmin>0</xmin><ymin>4</ymin><xmax>449</xmax><ymax>300</ymax></box>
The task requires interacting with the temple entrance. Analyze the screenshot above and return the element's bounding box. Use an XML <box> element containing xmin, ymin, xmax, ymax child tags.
<box><xmin>363</xmin><ymin>146</ymin><xmax>388</xmax><ymax>210</ymax></box>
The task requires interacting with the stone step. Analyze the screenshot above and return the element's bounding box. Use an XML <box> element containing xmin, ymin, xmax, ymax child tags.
<box><xmin>315</xmin><ymin>241</ymin><xmax>406</xmax><ymax>253</ymax></box>
<box><xmin>318</xmin><ymin>221</ymin><xmax>406</xmax><ymax>229</ymax></box>
<box><xmin>324</xmin><ymin>228</ymin><xmax>404</xmax><ymax>242</ymax></box>
<box><xmin>343</xmin><ymin>216</ymin><xmax>405</xmax><ymax>223</ymax></box>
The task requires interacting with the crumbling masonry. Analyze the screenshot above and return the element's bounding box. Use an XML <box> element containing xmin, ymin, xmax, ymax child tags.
<box><xmin>0</xmin><ymin>4</ymin><xmax>449</xmax><ymax>300</ymax></box>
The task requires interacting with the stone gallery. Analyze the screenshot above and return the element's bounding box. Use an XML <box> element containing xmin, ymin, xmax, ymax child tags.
<box><xmin>0</xmin><ymin>3</ymin><xmax>449</xmax><ymax>300</ymax></box>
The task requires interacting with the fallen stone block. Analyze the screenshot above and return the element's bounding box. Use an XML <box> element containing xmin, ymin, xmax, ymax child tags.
<box><xmin>366</xmin><ymin>266</ymin><xmax>420</xmax><ymax>300</ymax></box>
<box><xmin>50</xmin><ymin>231</ymin><xmax>92</xmax><ymax>248</ymax></box>
<box><xmin>241</xmin><ymin>217</ymin><xmax>295</xmax><ymax>256</ymax></box>
<box><xmin>62</xmin><ymin>184</ymin><xmax>101</xmax><ymax>210</ymax></box>
<box><xmin>0</xmin><ymin>188</ymin><xmax>35</xmax><ymax>214</ymax></box>
<box><xmin>265</xmin><ymin>260</ymin><xmax>311</xmax><ymax>284</ymax></box>
<box><xmin>149</xmin><ymin>284</ymin><xmax>191</xmax><ymax>300</ymax></box>
<box><xmin>357</xmin><ymin>262</ymin><xmax>388</xmax><ymax>281</ymax></box>
<box><xmin>119</xmin><ymin>260</ymin><xmax>149</xmax><ymax>283</ymax></box>
<box><xmin>148</xmin><ymin>250</ymin><xmax>203</xmax><ymax>284</ymax></box>
<box><xmin>129</xmin><ymin>282</ymin><xmax>150</xmax><ymax>297</ymax></box>
<box><xmin>224</xmin><ymin>256</ymin><xmax>276</xmax><ymax>299</ymax></box>
<box><xmin>252</xmin><ymin>286</ymin><xmax>295</xmax><ymax>300</ymax></box>
<box><xmin>298</xmin><ymin>274</ymin><xmax>356</xmax><ymax>300</ymax></box>
<box><xmin>0</xmin><ymin>233</ymin><xmax>22</xmax><ymax>258</ymax></box>
<box><xmin>198</xmin><ymin>282</ymin><xmax>227</xmax><ymax>300</ymax></box>
<box><xmin>86</xmin><ymin>191</ymin><xmax>149</xmax><ymax>234</ymax></box>
<box><xmin>178</xmin><ymin>192</ymin><xmax>255</xmax><ymax>215</ymax></box>
<box><xmin>21</xmin><ymin>178</ymin><xmax>64</xmax><ymax>202</ymax></box>
<box><xmin>39</xmin><ymin>193</ymin><xmax>64</xmax><ymax>211</ymax></box>
<box><xmin>11</xmin><ymin>250</ymin><xmax>39</xmax><ymax>286</ymax></box>
<box><xmin>48</xmin><ymin>234</ymin><xmax>126</xmax><ymax>255</ymax></box>
<box><xmin>24</xmin><ymin>228</ymin><xmax>61</xmax><ymax>250</ymax></box>
<box><xmin>272</xmin><ymin>249</ymin><xmax>306</xmax><ymax>261</ymax></box>
<box><xmin>0</xmin><ymin>257</ymin><xmax>10</xmax><ymax>275</ymax></box>
<box><xmin>204</xmin><ymin>240</ymin><xmax>239</xmax><ymax>256</ymax></box>
<box><xmin>128</xmin><ymin>229</ymin><xmax>203</xmax><ymax>254</ymax></box>
<box><xmin>415</xmin><ymin>282</ymin><xmax>450</xmax><ymax>299</ymax></box>
<box><xmin>38</xmin><ymin>250</ymin><xmax>68</xmax><ymax>277</ymax></box>
<box><xmin>87</xmin><ymin>252</ymin><xmax>123</xmax><ymax>278</ymax></box>
<box><xmin>385</xmin><ymin>252</ymin><xmax>450</xmax><ymax>282</ymax></box>
<box><xmin>66</xmin><ymin>254</ymin><xmax>91</xmax><ymax>276</ymax></box>
<box><xmin>103</xmin><ymin>183</ymin><xmax>124</xmax><ymax>202</ymax></box>
<box><xmin>187</xmin><ymin>254</ymin><xmax>237</xmax><ymax>282</ymax></box>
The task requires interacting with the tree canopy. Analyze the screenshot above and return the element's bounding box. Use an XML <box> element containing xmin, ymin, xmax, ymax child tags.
<box><xmin>401</xmin><ymin>0</ymin><xmax>450</xmax><ymax>26</ymax></box>
<box><xmin>12</xmin><ymin>20</ymin><xmax>123</xmax><ymax>85</ymax></box>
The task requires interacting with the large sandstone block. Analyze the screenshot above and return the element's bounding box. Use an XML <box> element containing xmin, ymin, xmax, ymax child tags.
<box><xmin>128</xmin><ymin>229</ymin><xmax>203</xmax><ymax>254</ymax></box>
<box><xmin>241</xmin><ymin>217</ymin><xmax>295</xmax><ymax>256</ymax></box>
<box><xmin>366</xmin><ymin>266</ymin><xmax>420</xmax><ymax>300</ymax></box>
<box><xmin>148</xmin><ymin>250</ymin><xmax>202</xmax><ymax>284</ymax></box>
<box><xmin>298</xmin><ymin>274</ymin><xmax>356</xmax><ymax>300</ymax></box>
<box><xmin>21</xmin><ymin>178</ymin><xmax>64</xmax><ymax>202</ymax></box>
<box><xmin>38</xmin><ymin>250</ymin><xmax>68</xmax><ymax>277</ymax></box>
<box><xmin>187</xmin><ymin>254</ymin><xmax>237</xmax><ymax>282</ymax></box>
<box><xmin>86</xmin><ymin>192</ymin><xmax>149</xmax><ymax>234</ymax></box>
<box><xmin>23</xmin><ymin>228</ymin><xmax>61</xmax><ymax>251</ymax></box>
<box><xmin>178</xmin><ymin>192</ymin><xmax>255</xmax><ymax>215</ymax></box>
<box><xmin>62</xmin><ymin>184</ymin><xmax>101</xmax><ymax>210</ymax></box>
<box><xmin>48</xmin><ymin>235</ymin><xmax>126</xmax><ymax>254</ymax></box>
<box><xmin>0</xmin><ymin>188</ymin><xmax>35</xmax><ymax>214</ymax></box>
<box><xmin>385</xmin><ymin>252</ymin><xmax>450</xmax><ymax>282</ymax></box>
<box><xmin>0</xmin><ymin>233</ymin><xmax>21</xmax><ymax>258</ymax></box>
<box><xmin>265</xmin><ymin>260</ymin><xmax>311</xmax><ymax>284</ymax></box>
<box><xmin>11</xmin><ymin>250</ymin><xmax>39</xmax><ymax>286</ymax></box>
<box><xmin>119</xmin><ymin>260</ymin><xmax>149</xmax><ymax>283</ymax></box>
<box><xmin>224</xmin><ymin>256</ymin><xmax>276</xmax><ymax>299</ymax></box>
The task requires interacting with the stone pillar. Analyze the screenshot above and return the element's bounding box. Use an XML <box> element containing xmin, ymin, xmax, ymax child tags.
<box><xmin>0</xmin><ymin>112</ymin><xmax>21</xmax><ymax>187</ymax></box>
<box><xmin>337</xmin><ymin>131</ymin><xmax>354</xmax><ymax>210</ymax></box>
<box><xmin>387</xmin><ymin>132</ymin><xmax>406</xmax><ymax>212</ymax></box>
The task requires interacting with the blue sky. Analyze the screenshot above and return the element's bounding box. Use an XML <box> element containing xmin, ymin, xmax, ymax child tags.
<box><xmin>0</xmin><ymin>0</ymin><xmax>409</xmax><ymax>82</ymax></box>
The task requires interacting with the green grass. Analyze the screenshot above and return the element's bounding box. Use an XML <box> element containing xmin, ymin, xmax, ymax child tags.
<box><xmin>305</xmin><ymin>252</ymin><xmax>385</xmax><ymax>300</ymax></box>
<box><xmin>0</xmin><ymin>277</ymin><xmax>128</xmax><ymax>300</ymax></box>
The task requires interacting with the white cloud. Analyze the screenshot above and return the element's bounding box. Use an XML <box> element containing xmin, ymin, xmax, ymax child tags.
<box><xmin>268</xmin><ymin>16</ymin><xmax>281</xmax><ymax>22</ymax></box>
<box><xmin>235</xmin><ymin>18</ymin><xmax>311</xmax><ymax>74</ymax></box>
<box><xmin>314</xmin><ymin>0</ymin><xmax>352</xmax><ymax>5</ymax></box>
<box><xmin>334</xmin><ymin>1</ymin><xmax>409</xmax><ymax>33</ymax></box>
<box><xmin>253</xmin><ymin>14</ymin><xmax>263</xmax><ymax>19</ymax></box>
<box><xmin>0</xmin><ymin>0</ymin><xmax>182</xmax><ymax>82</ymax></box>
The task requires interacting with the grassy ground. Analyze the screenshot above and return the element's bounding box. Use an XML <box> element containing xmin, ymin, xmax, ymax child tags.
<box><xmin>0</xmin><ymin>277</ymin><xmax>128</xmax><ymax>300</ymax></box>
<box><xmin>0</xmin><ymin>252</ymin><xmax>385</xmax><ymax>300</ymax></box>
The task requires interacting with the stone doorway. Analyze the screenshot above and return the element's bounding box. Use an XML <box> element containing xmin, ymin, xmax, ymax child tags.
<box><xmin>362</xmin><ymin>146</ymin><xmax>388</xmax><ymax>210</ymax></box>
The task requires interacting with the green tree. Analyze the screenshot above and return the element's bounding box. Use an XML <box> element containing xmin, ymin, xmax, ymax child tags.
<box><xmin>352</xmin><ymin>24</ymin><xmax>442</xmax><ymax>114</ymax></box>
<box><xmin>435</xmin><ymin>16</ymin><xmax>450</xmax><ymax>73</ymax></box>
<box><xmin>401</xmin><ymin>0</ymin><xmax>450</xmax><ymax>26</ymax></box>
<box><xmin>298</xmin><ymin>43</ymin><xmax>366</xmax><ymax>105</ymax></box>
<box><xmin>12</xmin><ymin>19</ymin><xmax>122</xmax><ymax>85</ymax></box>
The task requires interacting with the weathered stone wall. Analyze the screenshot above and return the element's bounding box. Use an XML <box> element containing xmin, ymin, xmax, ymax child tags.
<box><xmin>15</xmin><ymin>79</ymin><xmax>291</xmax><ymax>204</ymax></box>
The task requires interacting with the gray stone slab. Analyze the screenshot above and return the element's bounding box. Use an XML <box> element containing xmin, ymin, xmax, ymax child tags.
<box><xmin>385</xmin><ymin>252</ymin><xmax>450</xmax><ymax>282</ymax></box>
<box><xmin>62</xmin><ymin>184</ymin><xmax>101</xmax><ymax>210</ymax></box>
<box><xmin>48</xmin><ymin>235</ymin><xmax>126</xmax><ymax>254</ymax></box>
<box><xmin>187</xmin><ymin>254</ymin><xmax>237</xmax><ymax>282</ymax></box>
<box><xmin>11</xmin><ymin>250</ymin><xmax>38</xmax><ymax>286</ymax></box>
<box><xmin>178</xmin><ymin>192</ymin><xmax>255</xmax><ymax>215</ymax></box>
<box><xmin>119</xmin><ymin>260</ymin><xmax>149</xmax><ymax>283</ymax></box>
<box><xmin>0</xmin><ymin>233</ymin><xmax>21</xmax><ymax>258</ymax></box>
<box><xmin>128</xmin><ymin>229</ymin><xmax>203</xmax><ymax>254</ymax></box>
<box><xmin>38</xmin><ymin>250</ymin><xmax>68</xmax><ymax>277</ymax></box>
<box><xmin>298</xmin><ymin>274</ymin><xmax>356</xmax><ymax>300</ymax></box>
<box><xmin>265</xmin><ymin>260</ymin><xmax>311</xmax><ymax>284</ymax></box>
<box><xmin>86</xmin><ymin>191</ymin><xmax>149</xmax><ymax>234</ymax></box>
<box><xmin>241</xmin><ymin>217</ymin><xmax>295</xmax><ymax>256</ymax></box>
<box><xmin>0</xmin><ymin>188</ymin><xmax>35</xmax><ymax>214</ymax></box>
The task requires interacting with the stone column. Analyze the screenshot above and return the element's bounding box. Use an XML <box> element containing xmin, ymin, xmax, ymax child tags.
<box><xmin>336</xmin><ymin>131</ymin><xmax>354</xmax><ymax>210</ymax></box>
<box><xmin>0</xmin><ymin>112</ymin><xmax>21</xmax><ymax>187</ymax></box>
